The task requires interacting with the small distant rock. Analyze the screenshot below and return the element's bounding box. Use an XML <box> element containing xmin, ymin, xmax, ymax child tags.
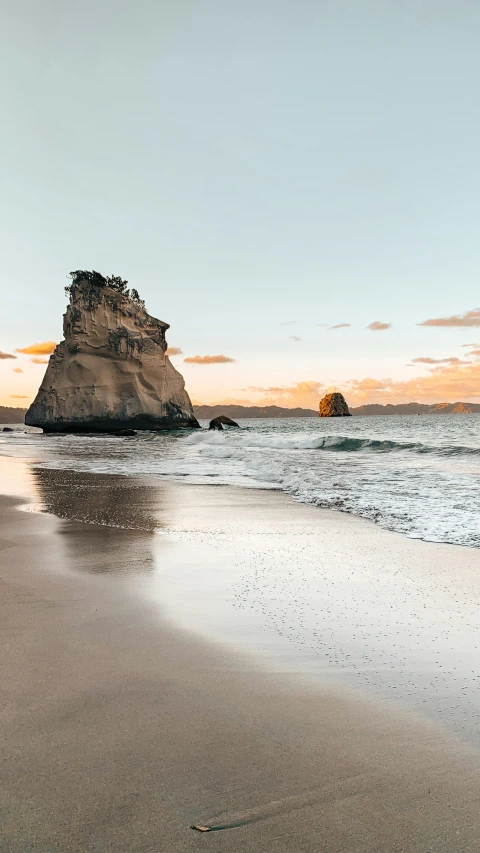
<box><xmin>2</xmin><ymin>427</ymin><xmax>14</xmax><ymax>432</ymax></box>
<box><xmin>209</xmin><ymin>415</ymin><xmax>240</xmax><ymax>430</ymax></box>
<box><xmin>319</xmin><ymin>392</ymin><xmax>351</xmax><ymax>417</ymax></box>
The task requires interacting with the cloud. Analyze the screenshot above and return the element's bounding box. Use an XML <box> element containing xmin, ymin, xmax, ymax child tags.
<box><xmin>197</xmin><ymin>343</ymin><xmax>480</xmax><ymax>409</ymax></box>
<box><xmin>16</xmin><ymin>341</ymin><xmax>56</xmax><ymax>355</ymax></box>
<box><xmin>13</xmin><ymin>367</ymin><xmax>23</xmax><ymax>373</ymax></box>
<box><xmin>328</xmin><ymin>323</ymin><xmax>351</xmax><ymax>330</ymax></box>
<box><xmin>0</xmin><ymin>351</ymin><xmax>16</xmax><ymax>360</ymax></box>
<box><xmin>289</xmin><ymin>335</ymin><xmax>302</xmax><ymax>342</ymax></box>
<box><xmin>219</xmin><ymin>344</ymin><xmax>480</xmax><ymax>407</ymax></box>
<box><xmin>243</xmin><ymin>380</ymin><xmax>324</xmax><ymax>408</ymax></box>
<box><xmin>348</xmin><ymin>377</ymin><xmax>388</xmax><ymax>393</ymax></box>
<box><xmin>10</xmin><ymin>394</ymin><xmax>28</xmax><ymax>399</ymax></box>
<box><xmin>184</xmin><ymin>354</ymin><xmax>236</xmax><ymax>365</ymax></box>
<box><xmin>317</xmin><ymin>323</ymin><xmax>329</xmax><ymax>327</ymax></box>
<box><xmin>411</xmin><ymin>356</ymin><xmax>470</xmax><ymax>365</ymax></box>
<box><xmin>202</xmin><ymin>357</ymin><xmax>480</xmax><ymax>407</ymax></box>
<box><xmin>418</xmin><ymin>308</ymin><xmax>480</xmax><ymax>328</ymax></box>
<box><xmin>344</xmin><ymin>357</ymin><xmax>480</xmax><ymax>404</ymax></box>
<box><xmin>367</xmin><ymin>321</ymin><xmax>391</xmax><ymax>331</ymax></box>
<box><xmin>31</xmin><ymin>357</ymin><xmax>49</xmax><ymax>365</ymax></box>
<box><xmin>278</xmin><ymin>320</ymin><xmax>296</xmax><ymax>326</ymax></box>
<box><xmin>166</xmin><ymin>346</ymin><xmax>183</xmax><ymax>356</ymax></box>
<box><xmin>245</xmin><ymin>386</ymin><xmax>286</xmax><ymax>393</ymax></box>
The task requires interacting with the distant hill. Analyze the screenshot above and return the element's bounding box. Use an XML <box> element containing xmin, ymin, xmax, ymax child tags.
<box><xmin>2</xmin><ymin>402</ymin><xmax>479</xmax><ymax>426</ymax></box>
<box><xmin>195</xmin><ymin>402</ymin><xmax>480</xmax><ymax>418</ymax></box>
<box><xmin>0</xmin><ymin>406</ymin><xmax>27</xmax><ymax>423</ymax></box>
<box><xmin>351</xmin><ymin>402</ymin><xmax>480</xmax><ymax>415</ymax></box>
<box><xmin>194</xmin><ymin>405</ymin><xmax>317</xmax><ymax>419</ymax></box>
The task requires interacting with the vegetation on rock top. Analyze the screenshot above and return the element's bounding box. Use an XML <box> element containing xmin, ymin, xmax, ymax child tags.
<box><xmin>65</xmin><ymin>270</ymin><xmax>145</xmax><ymax>307</ymax></box>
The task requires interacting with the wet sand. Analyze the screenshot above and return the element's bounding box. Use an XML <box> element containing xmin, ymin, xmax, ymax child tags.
<box><xmin>23</xmin><ymin>461</ymin><xmax>480</xmax><ymax>742</ymax></box>
<box><xmin>2</xmin><ymin>466</ymin><xmax>480</xmax><ymax>850</ymax></box>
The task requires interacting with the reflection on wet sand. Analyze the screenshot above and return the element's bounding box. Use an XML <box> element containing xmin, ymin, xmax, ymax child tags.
<box><xmin>30</xmin><ymin>468</ymin><xmax>166</xmax><ymax>576</ymax></box>
<box><xmin>31</xmin><ymin>468</ymin><xmax>163</xmax><ymax>531</ymax></box>
<box><xmin>23</xmin><ymin>463</ymin><xmax>480</xmax><ymax>747</ymax></box>
<box><xmin>5</xmin><ymin>483</ymin><xmax>480</xmax><ymax>853</ymax></box>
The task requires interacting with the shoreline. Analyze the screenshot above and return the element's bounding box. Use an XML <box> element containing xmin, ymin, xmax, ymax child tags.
<box><xmin>2</xmin><ymin>413</ymin><xmax>480</xmax><ymax>549</ymax></box>
<box><xmin>3</xmin><ymin>458</ymin><xmax>480</xmax><ymax>849</ymax></box>
<box><xmin>3</xmin><ymin>455</ymin><xmax>480</xmax><ymax>740</ymax></box>
<box><xmin>3</xmin><ymin>491</ymin><xmax>480</xmax><ymax>851</ymax></box>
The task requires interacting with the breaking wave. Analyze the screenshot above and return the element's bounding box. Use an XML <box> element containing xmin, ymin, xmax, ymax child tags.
<box><xmin>2</xmin><ymin>415</ymin><xmax>480</xmax><ymax>546</ymax></box>
<box><xmin>186</xmin><ymin>430</ymin><xmax>480</xmax><ymax>458</ymax></box>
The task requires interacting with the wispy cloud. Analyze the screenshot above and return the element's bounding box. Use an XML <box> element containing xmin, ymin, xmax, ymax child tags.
<box><xmin>31</xmin><ymin>357</ymin><xmax>49</xmax><ymax>365</ymax></box>
<box><xmin>347</xmin><ymin>378</ymin><xmax>387</xmax><ymax>393</ymax></box>
<box><xmin>411</xmin><ymin>356</ymin><xmax>470</xmax><ymax>365</ymax></box>
<box><xmin>197</xmin><ymin>344</ymin><xmax>480</xmax><ymax>408</ymax></box>
<box><xmin>0</xmin><ymin>351</ymin><xmax>16</xmax><ymax>360</ymax></box>
<box><xmin>328</xmin><ymin>323</ymin><xmax>351</xmax><ymax>330</ymax></box>
<box><xmin>205</xmin><ymin>361</ymin><xmax>480</xmax><ymax>408</ymax></box>
<box><xmin>418</xmin><ymin>308</ymin><xmax>480</xmax><ymax>328</ymax></box>
<box><xmin>13</xmin><ymin>367</ymin><xmax>23</xmax><ymax>373</ymax></box>
<box><xmin>367</xmin><ymin>321</ymin><xmax>391</xmax><ymax>331</ymax></box>
<box><xmin>345</xmin><ymin>351</ymin><xmax>480</xmax><ymax>404</ymax></box>
<box><xmin>10</xmin><ymin>394</ymin><xmax>28</xmax><ymax>399</ymax></box>
<box><xmin>289</xmin><ymin>335</ymin><xmax>302</xmax><ymax>342</ymax></box>
<box><xmin>243</xmin><ymin>381</ymin><xmax>324</xmax><ymax>408</ymax></box>
<box><xmin>16</xmin><ymin>341</ymin><xmax>56</xmax><ymax>355</ymax></box>
<box><xmin>166</xmin><ymin>346</ymin><xmax>183</xmax><ymax>356</ymax></box>
<box><xmin>184</xmin><ymin>354</ymin><xmax>235</xmax><ymax>365</ymax></box>
<box><xmin>210</xmin><ymin>346</ymin><xmax>480</xmax><ymax>408</ymax></box>
<box><xmin>278</xmin><ymin>320</ymin><xmax>296</xmax><ymax>326</ymax></box>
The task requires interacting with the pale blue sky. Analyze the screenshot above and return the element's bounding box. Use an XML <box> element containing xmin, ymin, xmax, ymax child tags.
<box><xmin>1</xmin><ymin>0</ymin><xmax>480</xmax><ymax>405</ymax></box>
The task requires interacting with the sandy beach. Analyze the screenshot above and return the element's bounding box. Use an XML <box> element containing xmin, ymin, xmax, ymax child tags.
<box><xmin>2</xmin><ymin>459</ymin><xmax>480</xmax><ymax>851</ymax></box>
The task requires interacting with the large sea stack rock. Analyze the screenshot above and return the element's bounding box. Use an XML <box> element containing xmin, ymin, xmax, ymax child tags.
<box><xmin>318</xmin><ymin>392</ymin><xmax>351</xmax><ymax>417</ymax></box>
<box><xmin>25</xmin><ymin>274</ymin><xmax>199</xmax><ymax>432</ymax></box>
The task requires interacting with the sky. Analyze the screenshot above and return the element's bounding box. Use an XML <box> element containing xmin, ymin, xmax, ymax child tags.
<box><xmin>1</xmin><ymin>0</ymin><xmax>480</xmax><ymax>409</ymax></box>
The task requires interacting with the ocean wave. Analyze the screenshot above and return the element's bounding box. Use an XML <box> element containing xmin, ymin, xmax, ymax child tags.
<box><xmin>185</xmin><ymin>430</ymin><xmax>480</xmax><ymax>457</ymax></box>
<box><xmin>2</xmin><ymin>417</ymin><xmax>480</xmax><ymax>547</ymax></box>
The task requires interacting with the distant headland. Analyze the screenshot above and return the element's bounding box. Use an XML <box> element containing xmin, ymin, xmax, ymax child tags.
<box><xmin>2</xmin><ymin>401</ymin><xmax>480</xmax><ymax>425</ymax></box>
<box><xmin>194</xmin><ymin>402</ymin><xmax>480</xmax><ymax>418</ymax></box>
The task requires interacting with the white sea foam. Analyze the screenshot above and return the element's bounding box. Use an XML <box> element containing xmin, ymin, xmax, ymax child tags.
<box><xmin>1</xmin><ymin>415</ymin><xmax>480</xmax><ymax>546</ymax></box>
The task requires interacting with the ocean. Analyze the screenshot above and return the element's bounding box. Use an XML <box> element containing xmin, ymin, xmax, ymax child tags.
<box><xmin>2</xmin><ymin>414</ymin><xmax>479</xmax><ymax>548</ymax></box>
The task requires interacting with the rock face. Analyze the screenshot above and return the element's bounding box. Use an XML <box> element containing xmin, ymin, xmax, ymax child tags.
<box><xmin>25</xmin><ymin>278</ymin><xmax>200</xmax><ymax>432</ymax></box>
<box><xmin>318</xmin><ymin>392</ymin><xmax>351</xmax><ymax>418</ymax></box>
